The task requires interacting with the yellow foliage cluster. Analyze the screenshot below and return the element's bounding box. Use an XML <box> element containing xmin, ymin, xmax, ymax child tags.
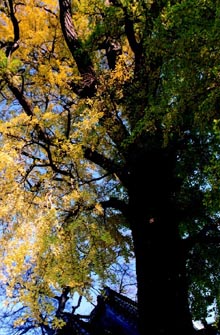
<box><xmin>0</xmin><ymin>99</ymin><xmax>129</xmax><ymax>325</ymax></box>
<box><xmin>0</xmin><ymin>0</ymin><xmax>134</xmax><ymax>328</ymax></box>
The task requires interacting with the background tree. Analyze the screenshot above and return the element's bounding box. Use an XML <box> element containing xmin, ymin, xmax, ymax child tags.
<box><xmin>0</xmin><ymin>1</ymin><xmax>220</xmax><ymax>335</ymax></box>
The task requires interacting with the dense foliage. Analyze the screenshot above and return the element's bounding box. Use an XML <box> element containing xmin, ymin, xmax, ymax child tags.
<box><xmin>0</xmin><ymin>1</ymin><xmax>220</xmax><ymax>334</ymax></box>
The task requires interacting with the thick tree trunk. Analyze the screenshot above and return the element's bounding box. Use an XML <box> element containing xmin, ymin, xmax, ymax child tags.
<box><xmin>130</xmin><ymin>211</ymin><xmax>194</xmax><ymax>335</ymax></box>
<box><xmin>127</xmin><ymin>150</ymin><xmax>195</xmax><ymax>335</ymax></box>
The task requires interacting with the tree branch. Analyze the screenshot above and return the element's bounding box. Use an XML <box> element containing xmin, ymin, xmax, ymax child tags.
<box><xmin>58</xmin><ymin>0</ymin><xmax>97</xmax><ymax>97</ymax></box>
<box><xmin>83</xmin><ymin>147</ymin><xmax>127</xmax><ymax>183</ymax></box>
<box><xmin>6</xmin><ymin>0</ymin><xmax>20</xmax><ymax>57</ymax></box>
<box><xmin>7</xmin><ymin>83</ymin><xmax>33</xmax><ymax>116</ymax></box>
<box><xmin>100</xmin><ymin>37</ymin><xmax>122</xmax><ymax>70</ymax></box>
<box><xmin>109</xmin><ymin>0</ymin><xmax>142</xmax><ymax>62</ymax></box>
<box><xmin>124</xmin><ymin>9</ymin><xmax>141</xmax><ymax>56</ymax></box>
<box><xmin>72</xmin><ymin>295</ymin><xmax>82</xmax><ymax>314</ymax></box>
<box><xmin>101</xmin><ymin>197</ymin><xmax>129</xmax><ymax>218</ymax></box>
<box><xmin>55</xmin><ymin>287</ymin><xmax>70</xmax><ymax>317</ymax></box>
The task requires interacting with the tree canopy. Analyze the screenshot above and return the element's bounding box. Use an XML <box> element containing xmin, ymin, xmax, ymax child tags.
<box><xmin>0</xmin><ymin>0</ymin><xmax>220</xmax><ymax>335</ymax></box>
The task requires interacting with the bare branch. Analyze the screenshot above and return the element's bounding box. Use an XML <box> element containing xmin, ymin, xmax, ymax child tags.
<box><xmin>72</xmin><ymin>295</ymin><xmax>82</xmax><ymax>314</ymax></box>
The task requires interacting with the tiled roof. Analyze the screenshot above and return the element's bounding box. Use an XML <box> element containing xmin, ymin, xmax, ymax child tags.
<box><xmin>56</xmin><ymin>287</ymin><xmax>139</xmax><ymax>335</ymax></box>
<box><xmin>88</xmin><ymin>286</ymin><xmax>139</xmax><ymax>335</ymax></box>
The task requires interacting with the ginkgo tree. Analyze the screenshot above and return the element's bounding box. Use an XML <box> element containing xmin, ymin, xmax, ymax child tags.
<box><xmin>1</xmin><ymin>0</ymin><xmax>220</xmax><ymax>335</ymax></box>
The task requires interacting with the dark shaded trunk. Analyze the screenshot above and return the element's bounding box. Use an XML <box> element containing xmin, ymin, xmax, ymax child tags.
<box><xmin>127</xmin><ymin>148</ymin><xmax>195</xmax><ymax>335</ymax></box>
<box><xmin>130</xmin><ymin>210</ymin><xmax>194</xmax><ymax>335</ymax></box>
